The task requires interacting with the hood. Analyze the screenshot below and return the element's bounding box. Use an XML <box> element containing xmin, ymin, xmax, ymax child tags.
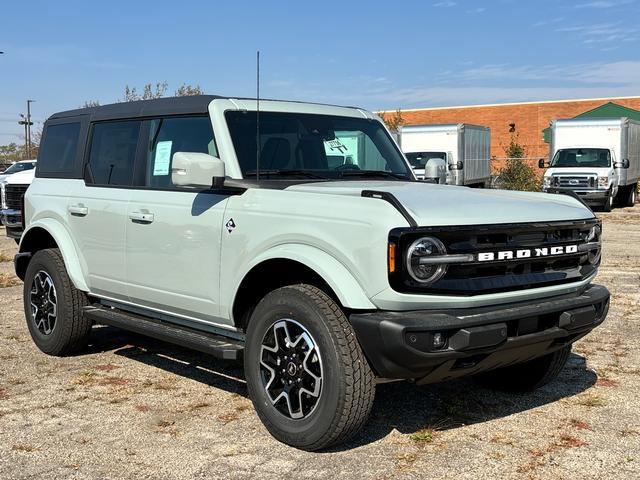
<box><xmin>286</xmin><ymin>181</ymin><xmax>594</xmax><ymax>226</ymax></box>
<box><xmin>4</xmin><ymin>169</ymin><xmax>35</xmax><ymax>185</ymax></box>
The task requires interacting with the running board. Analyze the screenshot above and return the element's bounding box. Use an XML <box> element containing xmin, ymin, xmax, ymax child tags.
<box><xmin>83</xmin><ymin>306</ymin><xmax>244</xmax><ymax>360</ymax></box>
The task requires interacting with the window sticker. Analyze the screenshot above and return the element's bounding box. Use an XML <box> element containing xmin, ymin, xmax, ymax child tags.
<box><xmin>153</xmin><ymin>141</ymin><xmax>173</xmax><ymax>176</ymax></box>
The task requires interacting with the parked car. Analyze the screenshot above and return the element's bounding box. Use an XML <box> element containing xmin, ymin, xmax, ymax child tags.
<box><xmin>398</xmin><ymin>124</ymin><xmax>491</xmax><ymax>186</ymax></box>
<box><xmin>0</xmin><ymin>159</ymin><xmax>36</xmax><ymax>184</ymax></box>
<box><xmin>542</xmin><ymin>118</ymin><xmax>639</xmax><ymax>211</ymax></box>
<box><xmin>1</xmin><ymin>168</ymin><xmax>35</xmax><ymax>241</ymax></box>
<box><xmin>14</xmin><ymin>96</ymin><xmax>608</xmax><ymax>450</ymax></box>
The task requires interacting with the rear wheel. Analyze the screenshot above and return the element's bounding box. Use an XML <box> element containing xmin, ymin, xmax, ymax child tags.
<box><xmin>627</xmin><ymin>185</ymin><xmax>637</xmax><ymax>207</ymax></box>
<box><xmin>476</xmin><ymin>345</ymin><xmax>571</xmax><ymax>392</ymax></box>
<box><xmin>23</xmin><ymin>248</ymin><xmax>92</xmax><ymax>356</ymax></box>
<box><xmin>244</xmin><ymin>284</ymin><xmax>375</xmax><ymax>451</ymax></box>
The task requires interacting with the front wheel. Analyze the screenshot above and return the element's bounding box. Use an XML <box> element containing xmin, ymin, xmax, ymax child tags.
<box><xmin>476</xmin><ymin>345</ymin><xmax>572</xmax><ymax>392</ymax></box>
<box><xmin>603</xmin><ymin>193</ymin><xmax>613</xmax><ymax>212</ymax></box>
<box><xmin>244</xmin><ymin>284</ymin><xmax>375</xmax><ymax>451</ymax></box>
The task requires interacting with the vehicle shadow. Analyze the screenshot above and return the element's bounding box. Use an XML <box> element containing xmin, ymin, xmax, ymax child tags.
<box><xmin>87</xmin><ymin>325</ymin><xmax>597</xmax><ymax>451</ymax></box>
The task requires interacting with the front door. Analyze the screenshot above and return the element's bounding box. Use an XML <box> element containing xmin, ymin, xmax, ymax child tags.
<box><xmin>125</xmin><ymin>115</ymin><xmax>230</xmax><ymax>324</ymax></box>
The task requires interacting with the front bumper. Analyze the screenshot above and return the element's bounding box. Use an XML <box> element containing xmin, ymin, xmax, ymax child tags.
<box><xmin>0</xmin><ymin>209</ymin><xmax>23</xmax><ymax>239</ymax></box>
<box><xmin>349</xmin><ymin>284</ymin><xmax>609</xmax><ymax>384</ymax></box>
<box><xmin>543</xmin><ymin>187</ymin><xmax>609</xmax><ymax>205</ymax></box>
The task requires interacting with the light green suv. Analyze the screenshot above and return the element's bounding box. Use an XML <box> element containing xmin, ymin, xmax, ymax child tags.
<box><xmin>14</xmin><ymin>96</ymin><xmax>609</xmax><ymax>450</ymax></box>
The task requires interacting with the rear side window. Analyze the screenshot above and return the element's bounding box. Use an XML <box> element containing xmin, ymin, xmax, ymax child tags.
<box><xmin>38</xmin><ymin>122</ymin><xmax>81</xmax><ymax>174</ymax></box>
<box><xmin>141</xmin><ymin>116</ymin><xmax>216</xmax><ymax>189</ymax></box>
<box><xmin>87</xmin><ymin>121</ymin><xmax>141</xmax><ymax>186</ymax></box>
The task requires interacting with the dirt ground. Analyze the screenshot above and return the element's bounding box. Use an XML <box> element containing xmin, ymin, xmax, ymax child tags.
<box><xmin>0</xmin><ymin>208</ymin><xmax>639</xmax><ymax>480</ymax></box>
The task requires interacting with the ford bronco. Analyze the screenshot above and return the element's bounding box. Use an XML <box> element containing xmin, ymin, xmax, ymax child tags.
<box><xmin>15</xmin><ymin>96</ymin><xmax>609</xmax><ymax>450</ymax></box>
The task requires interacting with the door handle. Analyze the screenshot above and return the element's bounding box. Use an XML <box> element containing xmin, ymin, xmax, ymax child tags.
<box><xmin>68</xmin><ymin>204</ymin><xmax>88</xmax><ymax>217</ymax></box>
<box><xmin>129</xmin><ymin>211</ymin><xmax>155</xmax><ymax>224</ymax></box>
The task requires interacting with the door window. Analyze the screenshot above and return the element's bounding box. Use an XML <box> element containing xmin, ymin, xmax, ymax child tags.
<box><xmin>87</xmin><ymin>121</ymin><xmax>141</xmax><ymax>186</ymax></box>
<box><xmin>142</xmin><ymin>116</ymin><xmax>217</xmax><ymax>189</ymax></box>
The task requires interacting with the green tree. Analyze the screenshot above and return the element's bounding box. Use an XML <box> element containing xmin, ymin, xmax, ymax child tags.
<box><xmin>498</xmin><ymin>133</ymin><xmax>540</xmax><ymax>191</ymax></box>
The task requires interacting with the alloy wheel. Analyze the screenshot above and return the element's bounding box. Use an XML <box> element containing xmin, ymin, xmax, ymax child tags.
<box><xmin>30</xmin><ymin>270</ymin><xmax>58</xmax><ymax>335</ymax></box>
<box><xmin>259</xmin><ymin>319</ymin><xmax>323</xmax><ymax>419</ymax></box>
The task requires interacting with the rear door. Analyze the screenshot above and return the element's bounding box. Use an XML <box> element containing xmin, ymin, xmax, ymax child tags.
<box><xmin>67</xmin><ymin>119</ymin><xmax>142</xmax><ymax>300</ymax></box>
<box><xmin>125</xmin><ymin>115</ymin><xmax>230</xmax><ymax>324</ymax></box>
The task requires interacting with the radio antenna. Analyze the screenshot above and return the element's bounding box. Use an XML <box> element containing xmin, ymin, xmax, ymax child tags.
<box><xmin>256</xmin><ymin>50</ymin><xmax>260</xmax><ymax>183</ymax></box>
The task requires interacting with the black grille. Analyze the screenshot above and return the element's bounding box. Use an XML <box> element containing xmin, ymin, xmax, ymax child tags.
<box><xmin>555</xmin><ymin>176</ymin><xmax>595</xmax><ymax>188</ymax></box>
<box><xmin>4</xmin><ymin>184</ymin><xmax>28</xmax><ymax>210</ymax></box>
<box><xmin>389</xmin><ymin>219</ymin><xmax>600</xmax><ymax>295</ymax></box>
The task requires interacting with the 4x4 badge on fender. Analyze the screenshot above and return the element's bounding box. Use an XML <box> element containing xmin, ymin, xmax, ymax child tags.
<box><xmin>226</xmin><ymin>218</ymin><xmax>236</xmax><ymax>233</ymax></box>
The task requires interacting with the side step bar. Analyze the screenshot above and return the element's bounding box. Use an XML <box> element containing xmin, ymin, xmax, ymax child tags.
<box><xmin>83</xmin><ymin>306</ymin><xmax>244</xmax><ymax>360</ymax></box>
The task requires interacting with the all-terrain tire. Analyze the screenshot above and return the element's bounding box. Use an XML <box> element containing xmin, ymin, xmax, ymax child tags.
<box><xmin>476</xmin><ymin>345</ymin><xmax>572</xmax><ymax>392</ymax></box>
<box><xmin>23</xmin><ymin>248</ymin><xmax>92</xmax><ymax>356</ymax></box>
<box><xmin>244</xmin><ymin>284</ymin><xmax>375</xmax><ymax>451</ymax></box>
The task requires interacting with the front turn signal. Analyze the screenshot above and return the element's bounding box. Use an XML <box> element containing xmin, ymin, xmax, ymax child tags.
<box><xmin>388</xmin><ymin>242</ymin><xmax>396</xmax><ymax>273</ymax></box>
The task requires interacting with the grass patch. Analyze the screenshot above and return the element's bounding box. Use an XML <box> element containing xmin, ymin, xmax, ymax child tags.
<box><xmin>409</xmin><ymin>428</ymin><xmax>436</xmax><ymax>443</ymax></box>
<box><xmin>575</xmin><ymin>393</ymin><xmax>607</xmax><ymax>407</ymax></box>
<box><xmin>12</xmin><ymin>443</ymin><xmax>39</xmax><ymax>452</ymax></box>
<box><xmin>0</xmin><ymin>251</ymin><xmax>13</xmax><ymax>262</ymax></box>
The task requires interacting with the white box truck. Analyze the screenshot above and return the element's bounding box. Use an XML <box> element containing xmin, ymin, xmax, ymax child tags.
<box><xmin>399</xmin><ymin>124</ymin><xmax>491</xmax><ymax>187</ymax></box>
<box><xmin>542</xmin><ymin>118</ymin><xmax>639</xmax><ymax>211</ymax></box>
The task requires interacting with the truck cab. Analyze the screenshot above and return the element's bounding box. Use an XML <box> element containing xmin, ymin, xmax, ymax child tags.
<box><xmin>543</xmin><ymin>118</ymin><xmax>639</xmax><ymax>211</ymax></box>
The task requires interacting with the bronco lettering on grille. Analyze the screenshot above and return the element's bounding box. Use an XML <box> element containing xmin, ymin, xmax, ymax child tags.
<box><xmin>477</xmin><ymin>244</ymin><xmax>579</xmax><ymax>262</ymax></box>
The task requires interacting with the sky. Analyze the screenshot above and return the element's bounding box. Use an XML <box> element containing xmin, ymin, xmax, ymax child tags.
<box><xmin>1</xmin><ymin>0</ymin><xmax>639</xmax><ymax>142</ymax></box>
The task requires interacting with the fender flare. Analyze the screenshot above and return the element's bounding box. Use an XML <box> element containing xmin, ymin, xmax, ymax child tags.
<box><xmin>20</xmin><ymin>219</ymin><xmax>89</xmax><ymax>292</ymax></box>
<box><xmin>230</xmin><ymin>243</ymin><xmax>376</xmax><ymax>316</ymax></box>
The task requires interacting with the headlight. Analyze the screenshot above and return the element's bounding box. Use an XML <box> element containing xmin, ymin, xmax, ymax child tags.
<box><xmin>406</xmin><ymin>236</ymin><xmax>447</xmax><ymax>284</ymax></box>
<box><xmin>543</xmin><ymin>176</ymin><xmax>552</xmax><ymax>187</ymax></box>
<box><xmin>586</xmin><ymin>224</ymin><xmax>602</xmax><ymax>265</ymax></box>
<box><xmin>598</xmin><ymin>176</ymin><xmax>609</xmax><ymax>188</ymax></box>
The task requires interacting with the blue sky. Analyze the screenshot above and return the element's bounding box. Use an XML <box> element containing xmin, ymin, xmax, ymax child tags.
<box><xmin>1</xmin><ymin>0</ymin><xmax>639</xmax><ymax>142</ymax></box>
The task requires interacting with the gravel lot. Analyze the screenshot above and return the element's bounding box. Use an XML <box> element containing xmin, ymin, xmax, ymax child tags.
<box><xmin>0</xmin><ymin>208</ymin><xmax>639</xmax><ymax>479</ymax></box>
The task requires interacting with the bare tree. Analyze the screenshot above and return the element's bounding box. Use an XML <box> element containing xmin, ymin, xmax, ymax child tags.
<box><xmin>378</xmin><ymin>108</ymin><xmax>405</xmax><ymax>132</ymax></box>
<box><xmin>174</xmin><ymin>84</ymin><xmax>203</xmax><ymax>96</ymax></box>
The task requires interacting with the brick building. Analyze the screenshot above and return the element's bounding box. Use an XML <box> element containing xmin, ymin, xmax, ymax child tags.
<box><xmin>381</xmin><ymin>96</ymin><xmax>640</xmax><ymax>163</ymax></box>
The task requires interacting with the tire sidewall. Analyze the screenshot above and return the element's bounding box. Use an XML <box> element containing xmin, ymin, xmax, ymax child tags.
<box><xmin>245</xmin><ymin>288</ymin><xmax>346</xmax><ymax>447</ymax></box>
<box><xmin>23</xmin><ymin>250</ymin><xmax>73</xmax><ymax>354</ymax></box>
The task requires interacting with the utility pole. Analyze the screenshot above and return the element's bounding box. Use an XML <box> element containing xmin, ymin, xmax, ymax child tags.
<box><xmin>18</xmin><ymin>100</ymin><xmax>35</xmax><ymax>159</ymax></box>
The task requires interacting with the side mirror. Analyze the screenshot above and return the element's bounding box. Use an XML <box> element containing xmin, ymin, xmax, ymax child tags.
<box><xmin>614</xmin><ymin>158</ymin><xmax>630</xmax><ymax>169</ymax></box>
<box><xmin>448</xmin><ymin>161</ymin><xmax>463</xmax><ymax>171</ymax></box>
<box><xmin>171</xmin><ymin>152</ymin><xmax>225</xmax><ymax>188</ymax></box>
<box><xmin>538</xmin><ymin>158</ymin><xmax>546</xmax><ymax>169</ymax></box>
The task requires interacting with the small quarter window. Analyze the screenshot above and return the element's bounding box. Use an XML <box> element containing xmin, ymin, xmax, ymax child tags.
<box><xmin>38</xmin><ymin>122</ymin><xmax>81</xmax><ymax>174</ymax></box>
<box><xmin>87</xmin><ymin>121</ymin><xmax>141</xmax><ymax>186</ymax></box>
<box><xmin>141</xmin><ymin>116</ymin><xmax>216</xmax><ymax>188</ymax></box>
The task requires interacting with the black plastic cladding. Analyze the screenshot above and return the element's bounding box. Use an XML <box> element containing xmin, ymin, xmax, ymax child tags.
<box><xmin>389</xmin><ymin>218</ymin><xmax>601</xmax><ymax>296</ymax></box>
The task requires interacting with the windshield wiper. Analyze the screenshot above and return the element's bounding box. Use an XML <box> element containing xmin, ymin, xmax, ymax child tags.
<box><xmin>339</xmin><ymin>170</ymin><xmax>409</xmax><ymax>180</ymax></box>
<box><xmin>244</xmin><ymin>169</ymin><xmax>326</xmax><ymax>179</ymax></box>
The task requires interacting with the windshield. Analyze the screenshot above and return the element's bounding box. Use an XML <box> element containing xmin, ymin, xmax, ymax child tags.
<box><xmin>405</xmin><ymin>152</ymin><xmax>446</xmax><ymax>169</ymax></box>
<box><xmin>3</xmin><ymin>162</ymin><xmax>35</xmax><ymax>174</ymax></box>
<box><xmin>551</xmin><ymin>148</ymin><xmax>611</xmax><ymax>168</ymax></box>
<box><xmin>225</xmin><ymin>111</ymin><xmax>412</xmax><ymax>180</ymax></box>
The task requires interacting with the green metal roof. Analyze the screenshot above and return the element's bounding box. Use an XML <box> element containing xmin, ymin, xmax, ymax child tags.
<box><xmin>542</xmin><ymin>102</ymin><xmax>640</xmax><ymax>143</ymax></box>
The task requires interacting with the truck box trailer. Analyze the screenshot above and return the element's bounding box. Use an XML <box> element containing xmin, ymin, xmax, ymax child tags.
<box><xmin>543</xmin><ymin>118</ymin><xmax>640</xmax><ymax>210</ymax></box>
<box><xmin>398</xmin><ymin>124</ymin><xmax>491</xmax><ymax>187</ymax></box>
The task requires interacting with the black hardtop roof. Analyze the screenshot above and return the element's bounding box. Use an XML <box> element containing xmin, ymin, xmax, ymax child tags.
<box><xmin>49</xmin><ymin>95</ymin><xmax>223</xmax><ymax>122</ymax></box>
<box><xmin>48</xmin><ymin>95</ymin><xmax>362</xmax><ymax>123</ymax></box>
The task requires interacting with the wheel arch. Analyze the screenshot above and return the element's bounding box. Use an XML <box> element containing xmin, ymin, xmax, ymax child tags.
<box><xmin>17</xmin><ymin>220</ymin><xmax>89</xmax><ymax>292</ymax></box>
<box><xmin>230</xmin><ymin>244</ymin><xmax>376</xmax><ymax>330</ymax></box>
